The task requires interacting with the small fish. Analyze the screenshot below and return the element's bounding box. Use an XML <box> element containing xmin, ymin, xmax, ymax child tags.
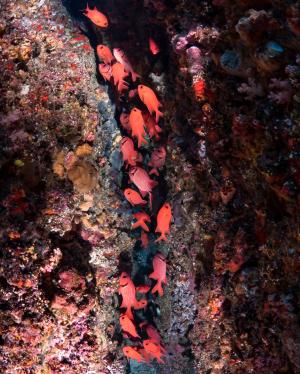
<box><xmin>124</xmin><ymin>188</ymin><xmax>147</xmax><ymax>206</ymax></box>
<box><xmin>96</xmin><ymin>44</ymin><xmax>114</xmax><ymax>64</ymax></box>
<box><xmin>148</xmin><ymin>146</ymin><xmax>166</xmax><ymax>176</ymax></box>
<box><xmin>143</xmin><ymin>112</ymin><xmax>162</xmax><ymax>140</ymax></box>
<box><xmin>120</xmin><ymin>112</ymin><xmax>131</xmax><ymax>132</ymax></box>
<box><xmin>120</xmin><ymin>314</ymin><xmax>140</xmax><ymax>338</ymax></box>
<box><xmin>129</xmin><ymin>107</ymin><xmax>148</xmax><ymax>148</ymax></box>
<box><xmin>118</xmin><ymin>272</ymin><xmax>139</xmax><ymax>320</ymax></box>
<box><xmin>132</xmin><ymin>212</ymin><xmax>151</xmax><ymax>232</ymax></box>
<box><xmin>129</xmin><ymin>166</ymin><xmax>158</xmax><ymax>197</ymax></box>
<box><xmin>98</xmin><ymin>63</ymin><xmax>112</xmax><ymax>81</ymax></box>
<box><xmin>123</xmin><ymin>346</ymin><xmax>144</xmax><ymax>363</ymax></box>
<box><xmin>136</xmin><ymin>285</ymin><xmax>151</xmax><ymax>293</ymax></box>
<box><xmin>113</xmin><ymin>48</ymin><xmax>140</xmax><ymax>82</ymax></box>
<box><xmin>140</xmin><ymin>230</ymin><xmax>149</xmax><ymax>248</ymax></box>
<box><xmin>149</xmin><ymin>37</ymin><xmax>160</xmax><ymax>55</ymax></box>
<box><xmin>145</xmin><ymin>325</ymin><xmax>166</xmax><ymax>353</ymax></box>
<box><xmin>111</xmin><ymin>62</ymin><xmax>129</xmax><ymax>92</ymax></box>
<box><xmin>149</xmin><ymin>253</ymin><xmax>167</xmax><ymax>296</ymax></box>
<box><xmin>143</xmin><ymin>339</ymin><xmax>165</xmax><ymax>364</ymax></box>
<box><xmin>138</xmin><ymin>85</ymin><xmax>163</xmax><ymax>123</ymax></box>
<box><xmin>83</xmin><ymin>4</ymin><xmax>108</xmax><ymax>28</ymax></box>
<box><xmin>155</xmin><ymin>203</ymin><xmax>172</xmax><ymax>242</ymax></box>
<box><xmin>120</xmin><ymin>137</ymin><xmax>142</xmax><ymax>167</ymax></box>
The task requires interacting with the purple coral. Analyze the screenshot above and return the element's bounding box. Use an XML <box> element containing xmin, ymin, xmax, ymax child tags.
<box><xmin>238</xmin><ymin>78</ymin><xmax>264</xmax><ymax>100</ymax></box>
<box><xmin>268</xmin><ymin>78</ymin><xmax>292</xmax><ymax>104</ymax></box>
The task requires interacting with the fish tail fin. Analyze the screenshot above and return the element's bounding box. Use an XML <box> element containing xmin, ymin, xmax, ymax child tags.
<box><xmin>140</xmin><ymin>190</ymin><xmax>147</xmax><ymax>198</ymax></box>
<box><xmin>138</xmin><ymin>136</ymin><xmax>148</xmax><ymax>148</ymax></box>
<box><xmin>141</xmin><ymin>199</ymin><xmax>147</xmax><ymax>205</ymax></box>
<box><xmin>155</xmin><ymin>125</ymin><xmax>162</xmax><ymax>133</ymax></box>
<box><xmin>155</xmin><ymin>110</ymin><xmax>163</xmax><ymax>123</ymax></box>
<box><xmin>131</xmin><ymin>72</ymin><xmax>140</xmax><ymax>82</ymax></box>
<box><xmin>151</xmin><ymin>281</ymin><xmax>164</xmax><ymax>297</ymax></box>
<box><xmin>126</xmin><ymin>307</ymin><xmax>134</xmax><ymax>320</ymax></box>
<box><xmin>149</xmin><ymin>168</ymin><xmax>159</xmax><ymax>176</ymax></box>
<box><xmin>155</xmin><ymin>232</ymin><xmax>167</xmax><ymax>242</ymax></box>
<box><xmin>140</xmin><ymin>222</ymin><xmax>150</xmax><ymax>232</ymax></box>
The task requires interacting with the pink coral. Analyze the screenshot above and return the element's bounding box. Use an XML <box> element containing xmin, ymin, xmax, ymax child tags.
<box><xmin>238</xmin><ymin>78</ymin><xmax>264</xmax><ymax>100</ymax></box>
<box><xmin>268</xmin><ymin>78</ymin><xmax>292</xmax><ymax>104</ymax></box>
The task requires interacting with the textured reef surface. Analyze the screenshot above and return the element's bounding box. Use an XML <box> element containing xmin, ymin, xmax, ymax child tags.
<box><xmin>0</xmin><ymin>0</ymin><xmax>300</xmax><ymax>373</ymax></box>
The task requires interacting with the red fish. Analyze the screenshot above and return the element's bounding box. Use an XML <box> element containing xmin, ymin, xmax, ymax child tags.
<box><xmin>143</xmin><ymin>339</ymin><xmax>165</xmax><ymax>364</ymax></box>
<box><xmin>145</xmin><ymin>325</ymin><xmax>166</xmax><ymax>353</ymax></box>
<box><xmin>138</xmin><ymin>85</ymin><xmax>163</xmax><ymax>123</ymax></box>
<box><xmin>134</xmin><ymin>299</ymin><xmax>148</xmax><ymax>309</ymax></box>
<box><xmin>140</xmin><ymin>230</ymin><xmax>149</xmax><ymax>248</ymax></box>
<box><xmin>143</xmin><ymin>112</ymin><xmax>162</xmax><ymax>140</ymax></box>
<box><xmin>136</xmin><ymin>285</ymin><xmax>151</xmax><ymax>293</ymax></box>
<box><xmin>113</xmin><ymin>48</ymin><xmax>140</xmax><ymax>82</ymax></box>
<box><xmin>119</xmin><ymin>272</ymin><xmax>139</xmax><ymax>320</ymax></box>
<box><xmin>155</xmin><ymin>203</ymin><xmax>172</xmax><ymax>242</ymax></box>
<box><xmin>129</xmin><ymin>107</ymin><xmax>147</xmax><ymax>148</ymax></box>
<box><xmin>149</xmin><ymin>38</ymin><xmax>160</xmax><ymax>55</ymax></box>
<box><xmin>120</xmin><ymin>113</ymin><xmax>131</xmax><ymax>132</ymax></box>
<box><xmin>98</xmin><ymin>63</ymin><xmax>112</xmax><ymax>82</ymax></box>
<box><xmin>123</xmin><ymin>346</ymin><xmax>144</xmax><ymax>363</ymax></box>
<box><xmin>132</xmin><ymin>212</ymin><xmax>151</xmax><ymax>232</ymax></box>
<box><xmin>129</xmin><ymin>166</ymin><xmax>157</xmax><ymax>197</ymax></box>
<box><xmin>120</xmin><ymin>314</ymin><xmax>140</xmax><ymax>338</ymax></box>
<box><xmin>124</xmin><ymin>188</ymin><xmax>147</xmax><ymax>206</ymax></box>
<box><xmin>149</xmin><ymin>253</ymin><xmax>167</xmax><ymax>296</ymax></box>
<box><xmin>148</xmin><ymin>146</ymin><xmax>166</xmax><ymax>176</ymax></box>
<box><xmin>112</xmin><ymin>62</ymin><xmax>129</xmax><ymax>92</ymax></box>
<box><xmin>83</xmin><ymin>4</ymin><xmax>108</xmax><ymax>28</ymax></box>
<box><xmin>120</xmin><ymin>137</ymin><xmax>142</xmax><ymax>167</ymax></box>
<box><xmin>96</xmin><ymin>44</ymin><xmax>114</xmax><ymax>64</ymax></box>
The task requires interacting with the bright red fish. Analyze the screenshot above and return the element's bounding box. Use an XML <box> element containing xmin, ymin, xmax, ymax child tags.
<box><xmin>145</xmin><ymin>325</ymin><xmax>166</xmax><ymax>353</ymax></box>
<box><xmin>120</xmin><ymin>137</ymin><xmax>142</xmax><ymax>167</ymax></box>
<box><xmin>129</xmin><ymin>166</ymin><xmax>157</xmax><ymax>197</ymax></box>
<box><xmin>83</xmin><ymin>4</ymin><xmax>108</xmax><ymax>28</ymax></box>
<box><xmin>124</xmin><ymin>188</ymin><xmax>147</xmax><ymax>206</ymax></box>
<box><xmin>132</xmin><ymin>212</ymin><xmax>151</xmax><ymax>232</ymax></box>
<box><xmin>112</xmin><ymin>62</ymin><xmax>129</xmax><ymax>92</ymax></box>
<box><xmin>96</xmin><ymin>44</ymin><xmax>114</xmax><ymax>64</ymax></box>
<box><xmin>120</xmin><ymin>112</ymin><xmax>131</xmax><ymax>133</ymax></box>
<box><xmin>120</xmin><ymin>314</ymin><xmax>140</xmax><ymax>338</ymax></box>
<box><xmin>155</xmin><ymin>203</ymin><xmax>172</xmax><ymax>242</ymax></box>
<box><xmin>113</xmin><ymin>48</ymin><xmax>140</xmax><ymax>82</ymax></box>
<box><xmin>123</xmin><ymin>346</ymin><xmax>144</xmax><ymax>363</ymax></box>
<box><xmin>143</xmin><ymin>112</ymin><xmax>162</xmax><ymax>140</ymax></box>
<box><xmin>143</xmin><ymin>339</ymin><xmax>165</xmax><ymax>364</ymax></box>
<box><xmin>149</xmin><ymin>253</ymin><xmax>167</xmax><ymax>296</ymax></box>
<box><xmin>98</xmin><ymin>63</ymin><xmax>112</xmax><ymax>82</ymax></box>
<box><xmin>149</xmin><ymin>37</ymin><xmax>160</xmax><ymax>55</ymax></box>
<box><xmin>129</xmin><ymin>107</ymin><xmax>148</xmax><ymax>148</ymax></box>
<box><xmin>118</xmin><ymin>272</ymin><xmax>139</xmax><ymax>320</ymax></box>
<box><xmin>148</xmin><ymin>146</ymin><xmax>166</xmax><ymax>176</ymax></box>
<box><xmin>138</xmin><ymin>85</ymin><xmax>163</xmax><ymax>123</ymax></box>
<box><xmin>136</xmin><ymin>285</ymin><xmax>151</xmax><ymax>293</ymax></box>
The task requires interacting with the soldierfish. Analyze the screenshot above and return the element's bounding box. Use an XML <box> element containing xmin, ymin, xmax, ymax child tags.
<box><xmin>83</xmin><ymin>4</ymin><xmax>108</xmax><ymax>28</ymax></box>
<box><xmin>120</xmin><ymin>137</ymin><xmax>142</xmax><ymax>167</ymax></box>
<box><xmin>143</xmin><ymin>112</ymin><xmax>162</xmax><ymax>140</ymax></box>
<box><xmin>98</xmin><ymin>63</ymin><xmax>112</xmax><ymax>82</ymax></box>
<box><xmin>129</xmin><ymin>107</ymin><xmax>148</xmax><ymax>148</ymax></box>
<box><xmin>120</xmin><ymin>314</ymin><xmax>140</xmax><ymax>338</ymax></box>
<box><xmin>120</xmin><ymin>112</ymin><xmax>131</xmax><ymax>133</ymax></box>
<box><xmin>155</xmin><ymin>203</ymin><xmax>172</xmax><ymax>242</ymax></box>
<box><xmin>123</xmin><ymin>346</ymin><xmax>145</xmax><ymax>363</ymax></box>
<box><xmin>112</xmin><ymin>62</ymin><xmax>129</xmax><ymax>92</ymax></box>
<box><xmin>145</xmin><ymin>325</ymin><xmax>166</xmax><ymax>353</ymax></box>
<box><xmin>143</xmin><ymin>339</ymin><xmax>165</xmax><ymax>364</ymax></box>
<box><xmin>129</xmin><ymin>166</ymin><xmax>157</xmax><ymax>197</ymax></box>
<box><xmin>149</xmin><ymin>253</ymin><xmax>167</xmax><ymax>296</ymax></box>
<box><xmin>96</xmin><ymin>44</ymin><xmax>114</xmax><ymax>64</ymax></box>
<box><xmin>113</xmin><ymin>48</ymin><xmax>140</xmax><ymax>82</ymax></box>
<box><xmin>132</xmin><ymin>212</ymin><xmax>151</xmax><ymax>232</ymax></box>
<box><xmin>140</xmin><ymin>230</ymin><xmax>149</xmax><ymax>248</ymax></box>
<box><xmin>149</xmin><ymin>38</ymin><xmax>160</xmax><ymax>55</ymax></box>
<box><xmin>136</xmin><ymin>285</ymin><xmax>151</xmax><ymax>293</ymax></box>
<box><xmin>124</xmin><ymin>188</ymin><xmax>147</xmax><ymax>206</ymax></box>
<box><xmin>138</xmin><ymin>85</ymin><xmax>163</xmax><ymax>123</ymax></box>
<box><xmin>148</xmin><ymin>146</ymin><xmax>166</xmax><ymax>176</ymax></box>
<box><xmin>118</xmin><ymin>272</ymin><xmax>139</xmax><ymax>320</ymax></box>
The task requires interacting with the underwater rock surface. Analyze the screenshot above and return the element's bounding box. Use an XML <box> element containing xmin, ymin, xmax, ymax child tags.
<box><xmin>0</xmin><ymin>0</ymin><xmax>300</xmax><ymax>373</ymax></box>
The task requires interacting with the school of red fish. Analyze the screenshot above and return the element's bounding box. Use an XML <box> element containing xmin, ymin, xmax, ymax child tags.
<box><xmin>84</xmin><ymin>4</ymin><xmax>172</xmax><ymax>365</ymax></box>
